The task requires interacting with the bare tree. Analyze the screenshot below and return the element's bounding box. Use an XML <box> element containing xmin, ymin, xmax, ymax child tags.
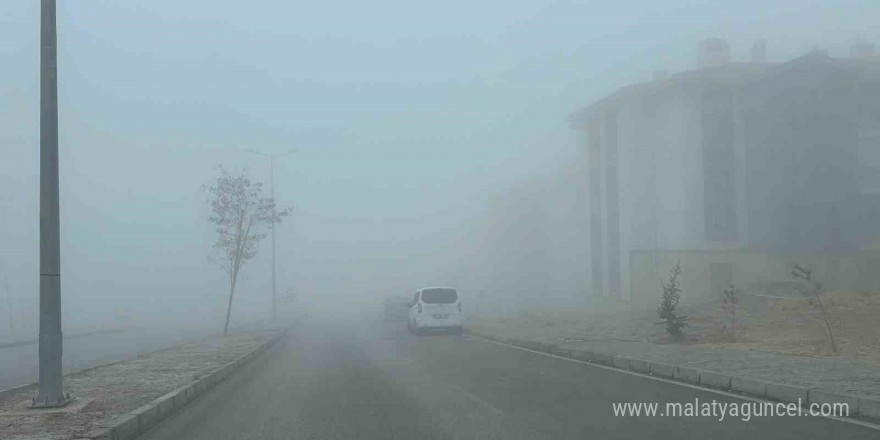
<box><xmin>204</xmin><ymin>166</ymin><xmax>290</xmax><ymax>335</ymax></box>
<box><xmin>791</xmin><ymin>263</ymin><xmax>837</xmax><ymax>354</ymax></box>
<box><xmin>721</xmin><ymin>283</ymin><xmax>739</xmax><ymax>340</ymax></box>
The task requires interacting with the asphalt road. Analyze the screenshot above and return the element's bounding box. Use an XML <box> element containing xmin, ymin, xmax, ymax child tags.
<box><xmin>137</xmin><ymin>317</ymin><xmax>879</xmax><ymax>440</ymax></box>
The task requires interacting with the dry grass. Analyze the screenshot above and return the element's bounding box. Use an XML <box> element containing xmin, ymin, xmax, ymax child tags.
<box><xmin>690</xmin><ymin>290</ymin><xmax>880</xmax><ymax>365</ymax></box>
<box><xmin>479</xmin><ymin>290</ymin><xmax>880</xmax><ymax>365</ymax></box>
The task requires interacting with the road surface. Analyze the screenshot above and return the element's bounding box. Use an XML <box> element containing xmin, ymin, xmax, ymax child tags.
<box><xmin>138</xmin><ymin>317</ymin><xmax>878</xmax><ymax>440</ymax></box>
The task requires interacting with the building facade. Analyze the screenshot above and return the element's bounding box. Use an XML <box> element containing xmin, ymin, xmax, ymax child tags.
<box><xmin>571</xmin><ymin>39</ymin><xmax>880</xmax><ymax>303</ymax></box>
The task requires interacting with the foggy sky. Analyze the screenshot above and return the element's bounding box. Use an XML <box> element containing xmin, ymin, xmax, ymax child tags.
<box><xmin>1</xmin><ymin>1</ymin><xmax>878</xmax><ymax>333</ymax></box>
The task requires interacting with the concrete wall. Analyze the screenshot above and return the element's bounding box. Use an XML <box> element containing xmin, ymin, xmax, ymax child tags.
<box><xmin>602</xmin><ymin>108</ymin><xmax>622</xmax><ymax>298</ymax></box>
<box><xmin>610</xmin><ymin>85</ymin><xmax>707</xmax><ymax>301</ymax></box>
<box><xmin>646</xmin><ymin>87</ymin><xmax>707</xmax><ymax>251</ymax></box>
<box><xmin>588</xmin><ymin>117</ymin><xmax>604</xmax><ymax>296</ymax></box>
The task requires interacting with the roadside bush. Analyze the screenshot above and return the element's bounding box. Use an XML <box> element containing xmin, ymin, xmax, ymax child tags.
<box><xmin>657</xmin><ymin>262</ymin><xmax>688</xmax><ymax>342</ymax></box>
<box><xmin>791</xmin><ymin>263</ymin><xmax>838</xmax><ymax>354</ymax></box>
<box><xmin>721</xmin><ymin>283</ymin><xmax>740</xmax><ymax>341</ymax></box>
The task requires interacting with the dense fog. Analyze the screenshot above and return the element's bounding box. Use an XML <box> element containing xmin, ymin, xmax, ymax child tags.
<box><xmin>2</xmin><ymin>0</ymin><xmax>879</xmax><ymax>339</ymax></box>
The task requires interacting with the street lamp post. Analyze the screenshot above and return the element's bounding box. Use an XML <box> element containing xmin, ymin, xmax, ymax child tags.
<box><xmin>34</xmin><ymin>0</ymin><xmax>70</xmax><ymax>408</ymax></box>
<box><xmin>244</xmin><ymin>149</ymin><xmax>298</xmax><ymax>322</ymax></box>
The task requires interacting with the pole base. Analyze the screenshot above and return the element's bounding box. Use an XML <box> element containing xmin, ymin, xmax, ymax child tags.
<box><xmin>30</xmin><ymin>393</ymin><xmax>75</xmax><ymax>409</ymax></box>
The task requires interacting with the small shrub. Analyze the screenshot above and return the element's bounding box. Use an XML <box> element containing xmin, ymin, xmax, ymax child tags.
<box><xmin>657</xmin><ymin>262</ymin><xmax>688</xmax><ymax>341</ymax></box>
<box><xmin>791</xmin><ymin>263</ymin><xmax>838</xmax><ymax>354</ymax></box>
<box><xmin>721</xmin><ymin>284</ymin><xmax>740</xmax><ymax>341</ymax></box>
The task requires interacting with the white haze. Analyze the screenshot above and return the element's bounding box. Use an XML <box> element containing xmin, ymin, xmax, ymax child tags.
<box><xmin>1</xmin><ymin>1</ymin><xmax>878</xmax><ymax>337</ymax></box>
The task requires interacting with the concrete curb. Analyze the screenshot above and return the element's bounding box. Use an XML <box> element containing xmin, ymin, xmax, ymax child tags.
<box><xmin>649</xmin><ymin>361</ymin><xmax>675</xmax><ymax>378</ymax></box>
<box><xmin>731</xmin><ymin>376</ymin><xmax>768</xmax><ymax>397</ymax></box>
<box><xmin>672</xmin><ymin>365</ymin><xmax>700</xmax><ymax>384</ymax></box>
<box><xmin>86</xmin><ymin>327</ymin><xmax>290</xmax><ymax>440</ymax></box>
<box><xmin>464</xmin><ymin>328</ymin><xmax>880</xmax><ymax>424</ymax></box>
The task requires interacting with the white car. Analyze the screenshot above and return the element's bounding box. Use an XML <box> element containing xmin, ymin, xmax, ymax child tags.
<box><xmin>407</xmin><ymin>287</ymin><xmax>462</xmax><ymax>334</ymax></box>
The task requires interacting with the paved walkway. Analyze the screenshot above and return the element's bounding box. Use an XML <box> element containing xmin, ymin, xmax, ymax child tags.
<box><xmin>469</xmin><ymin>321</ymin><xmax>880</xmax><ymax>400</ymax></box>
<box><xmin>0</xmin><ymin>324</ymin><xmax>282</xmax><ymax>440</ymax></box>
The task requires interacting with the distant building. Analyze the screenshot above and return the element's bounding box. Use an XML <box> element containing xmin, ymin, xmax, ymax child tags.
<box><xmin>481</xmin><ymin>166</ymin><xmax>591</xmax><ymax>312</ymax></box>
<box><xmin>570</xmin><ymin>39</ymin><xmax>880</xmax><ymax>303</ymax></box>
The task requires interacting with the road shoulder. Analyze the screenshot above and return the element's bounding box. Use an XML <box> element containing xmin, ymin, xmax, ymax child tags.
<box><xmin>0</xmin><ymin>324</ymin><xmax>289</xmax><ymax>440</ymax></box>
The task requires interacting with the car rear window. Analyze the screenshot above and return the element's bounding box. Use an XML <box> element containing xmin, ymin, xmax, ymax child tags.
<box><xmin>421</xmin><ymin>288</ymin><xmax>458</xmax><ymax>304</ymax></box>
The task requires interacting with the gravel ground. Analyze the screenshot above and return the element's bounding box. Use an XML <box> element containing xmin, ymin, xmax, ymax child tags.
<box><xmin>0</xmin><ymin>325</ymin><xmax>283</xmax><ymax>440</ymax></box>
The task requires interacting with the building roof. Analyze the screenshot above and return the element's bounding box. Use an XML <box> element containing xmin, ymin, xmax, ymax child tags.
<box><xmin>419</xmin><ymin>286</ymin><xmax>457</xmax><ymax>291</ymax></box>
<box><xmin>568</xmin><ymin>51</ymin><xmax>880</xmax><ymax>129</ymax></box>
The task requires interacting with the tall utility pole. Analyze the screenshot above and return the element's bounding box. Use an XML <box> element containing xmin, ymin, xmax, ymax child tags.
<box><xmin>34</xmin><ymin>0</ymin><xmax>69</xmax><ymax>408</ymax></box>
<box><xmin>244</xmin><ymin>149</ymin><xmax>298</xmax><ymax>322</ymax></box>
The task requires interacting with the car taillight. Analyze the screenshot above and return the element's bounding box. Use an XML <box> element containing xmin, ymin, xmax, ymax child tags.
<box><xmin>417</xmin><ymin>303</ymin><xmax>422</xmax><ymax>313</ymax></box>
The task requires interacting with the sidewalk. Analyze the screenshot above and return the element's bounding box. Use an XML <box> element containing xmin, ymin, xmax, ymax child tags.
<box><xmin>467</xmin><ymin>295</ymin><xmax>880</xmax><ymax>402</ymax></box>
<box><xmin>0</xmin><ymin>322</ymin><xmax>288</xmax><ymax>440</ymax></box>
<box><xmin>0</xmin><ymin>319</ymin><xmax>280</xmax><ymax>392</ymax></box>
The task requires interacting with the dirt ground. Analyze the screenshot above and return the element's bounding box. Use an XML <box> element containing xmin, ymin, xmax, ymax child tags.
<box><xmin>478</xmin><ymin>289</ymin><xmax>880</xmax><ymax>366</ymax></box>
<box><xmin>694</xmin><ymin>290</ymin><xmax>880</xmax><ymax>365</ymax></box>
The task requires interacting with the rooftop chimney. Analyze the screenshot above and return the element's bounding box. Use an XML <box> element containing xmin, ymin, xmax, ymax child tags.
<box><xmin>698</xmin><ymin>38</ymin><xmax>731</xmax><ymax>69</ymax></box>
<box><xmin>750</xmin><ymin>39</ymin><xmax>766</xmax><ymax>64</ymax></box>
